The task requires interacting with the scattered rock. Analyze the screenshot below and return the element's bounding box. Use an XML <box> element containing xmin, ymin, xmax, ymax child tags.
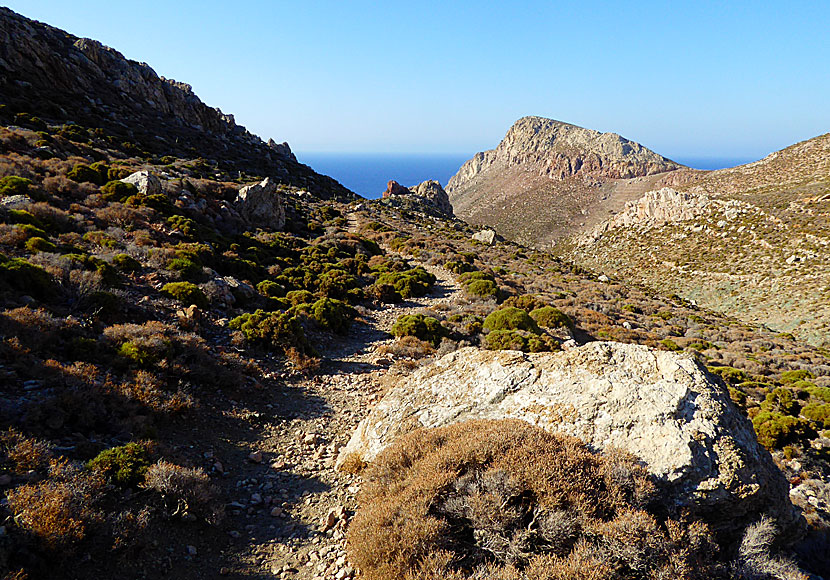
<box><xmin>234</xmin><ymin>177</ymin><xmax>285</xmax><ymax>230</ymax></box>
<box><xmin>472</xmin><ymin>229</ymin><xmax>497</xmax><ymax>245</ymax></box>
<box><xmin>411</xmin><ymin>180</ymin><xmax>454</xmax><ymax>216</ymax></box>
<box><xmin>0</xmin><ymin>194</ymin><xmax>32</xmax><ymax>209</ymax></box>
<box><xmin>248</xmin><ymin>451</ymin><xmax>263</xmax><ymax>464</ymax></box>
<box><xmin>121</xmin><ymin>170</ymin><xmax>162</xmax><ymax>196</ymax></box>
<box><xmin>186</xmin><ymin>545</ymin><xmax>197</xmax><ymax>556</ymax></box>
<box><xmin>337</xmin><ymin>342</ymin><xmax>803</xmax><ymax>542</ymax></box>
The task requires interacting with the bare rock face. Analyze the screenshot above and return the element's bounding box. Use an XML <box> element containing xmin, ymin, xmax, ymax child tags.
<box><xmin>121</xmin><ymin>171</ymin><xmax>162</xmax><ymax>196</ymax></box>
<box><xmin>337</xmin><ymin>342</ymin><xmax>802</xmax><ymax>541</ymax></box>
<box><xmin>380</xmin><ymin>179</ymin><xmax>454</xmax><ymax>217</ymax></box>
<box><xmin>234</xmin><ymin>177</ymin><xmax>285</xmax><ymax>230</ymax></box>
<box><xmin>448</xmin><ymin>117</ymin><xmax>681</xmax><ymax>193</ymax></box>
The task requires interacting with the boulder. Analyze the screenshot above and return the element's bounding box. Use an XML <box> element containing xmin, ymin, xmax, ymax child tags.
<box><xmin>472</xmin><ymin>229</ymin><xmax>497</xmax><ymax>245</ymax></box>
<box><xmin>121</xmin><ymin>170</ymin><xmax>162</xmax><ymax>196</ymax></box>
<box><xmin>336</xmin><ymin>342</ymin><xmax>802</xmax><ymax>541</ymax></box>
<box><xmin>411</xmin><ymin>180</ymin><xmax>453</xmax><ymax>216</ymax></box>
<box><xmin>383</xmin><ymin>180</ymin><xmax>410</xmax><ymax>198</ymax></box>
<box><xmin>0</xmin><ymin>195</ymin><xmax>32</xmax><ymax>209</ymax></box>
<box><xmin>234</xmin><ymin>177</ymin><xmax>285</xmax><ymax>230</ymax></box>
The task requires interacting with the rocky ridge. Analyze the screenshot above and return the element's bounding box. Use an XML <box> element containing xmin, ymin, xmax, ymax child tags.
<box><xmin>0</xmin><ymin>7</ymin><xmax>351</xmax><ymax>199</ymax></box>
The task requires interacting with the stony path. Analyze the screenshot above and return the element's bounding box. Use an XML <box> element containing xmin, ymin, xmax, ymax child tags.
<box><xmin>224</xmin><ymin>227</ymin><xmax>463</xmax><ymax>578</ymax></box>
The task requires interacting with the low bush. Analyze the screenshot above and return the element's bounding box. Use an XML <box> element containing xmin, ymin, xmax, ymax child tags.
<box><xmin>0</xmin><ymin>175</ymin><xmax>31</xmax><ymax>197</ymax></box>
<box><xmin>376</xmin><ymin>267</ymin><xmax>435</xmax><ymax>299</ymax></box>
<box><xmin>161</xmin><ymin>282</ymin><xmax>208</xmax><ymax>309</ymax></box>
<box><xmin>143</xmin><ymin>460</ymin><xmax>220</xmax><ymax>522</ymax></box>
<box><xmin>256</xmin><ymin>280</ymin><xmax>284</xmax><ymax>298</ymax></box>
<box><xmin>752</xmin><ymin>411</ymin><xmax>814</xmax><ymax>449</ymax></box>
<box><xmin>310</xmin><ymin>297</ymin><xmax>355</xmax><ymax>334</ymax></box>
<box><xmin>707</xmin><ymin>366</ymin><xmax>750</xmax><ymax>386</ymax></box>
<box><xmin>390</xmin><ymin>314</ymin><xmax>447</xmax><ymax>346</ymax></box>
<box><xmin>286</xmin><ymin>289</ymin><xmax>314</xmax><ymax>306</ymax></box>
<box><xmin>0</xmin><ymin>255</ymin><xmax>56</xmax><ymax>298</ymax></box>
<box><xmin>530</xmin><ymin>306</ymin><xmax>572</xmax><ymax>329</ymax></box>
<box><xmin>229</xmin><ymin>309</ymin><xmax>312</xmax><ymax>354</ymax></box>
<box><xmin>484</xmin><ymin>329</ymin><xmax>553</xmax><ymax>352</ymax></box>
<box><xmin>780</xmin><ymin>369</ymin><xmax>814</xmax><ymax>384</ymax></box>
<box><xmin>464</xmin><ymin>278</ymin><xmax>499</xmax><ymax>299</ymax></box>
<box><xmin>113</xmin><ymin>253</ymin><xmax>141</xmax><ymax>272</ymax></box>
<box><xmin>348</xmin><ymin>419</ymin><xmax>729</xmax><ymax>580</ymax></box>
<box><xmin>802</xmin><ymin>403</ymin><xmax>830</xmax><ymax>429</ymax></box>
<box><xmin>24</xmin><ymin>236</ymin><xmax>56</xmax><ymax>253</ymax></box>
<box><xmin>66</xmin><ymin>163</ymin><xmax>106</xmax><ymax>186</ymax></box>
<box><xmin>761</xmin><ymin>388</ymin><xmax>799</xmax><ymax>416</ymax></box>
<box><xmin>100</xmin><ymin>180</ymin><xmax>138</xmax><ymax>202</ymax></box>
<box><xmin>483</xmin><ymin>307</ymin><xmax>540</xmax><ymax>334</ymax></box>
<box><xmin>86</xmin><ymin>442</ymin><xmax>150</xmax><ymax>488</ymax></box>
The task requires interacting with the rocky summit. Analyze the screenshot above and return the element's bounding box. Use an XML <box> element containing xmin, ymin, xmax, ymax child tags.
<box><xmin>446</xmin><ymin>116</ymin><xmax>684</xmax><ymax>245</ymax></box>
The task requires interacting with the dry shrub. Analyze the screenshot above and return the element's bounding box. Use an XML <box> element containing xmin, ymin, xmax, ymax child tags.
<box><xmin>377</xmin><ymin>335</ymin><xmax>435</xmax><ymax>359</ymax></box>
<box><xmin>6</xmin><ymin>459</ymin><xmax>105</xmax><ymax>550</ymax></box>
<box><xmin>348</xmin><ymin>419</ymin><xmax>729</xmax><ymax>580</ymax></box>
<box><xmin>143</xmin><ymin>460</ymin><xmax>220</xmax><ymax>522</ymax></box>
<box><xmin>285</xmin><ymin>346</ymin><xmax>321</xmax><ymax>375</ymax></box>
<box><xmin>0</xmin><ymin>429</ymin><xmax>53</xmax><ymax>474</ymax></box>
<box><xmin>109</xmin><ymin>371</ymin><xmax>194</xmax><ymax>415</ymax></box>
<box><xmin>734</xmin><ymin>517</ymin><xmax>808</xmax><ymax>580</ymax></box>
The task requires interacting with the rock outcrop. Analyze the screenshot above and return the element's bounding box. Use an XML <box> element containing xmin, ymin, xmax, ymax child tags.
<box><xmin>379</xmin><ymin>179</ymin><xmax>454</xmax><ymax>217</ymax></box>
<box><xmin>337</xmin><ymin>342</ymin><xmax>802</xmax><ymax>541</ymax></box>
<box><xmin>448</xmin><ymin>116</ymin><xmax>681</xmax><ymax>193</ymax></box>
<box><xmin>234</xmin><ymin>177</ymin><xmax>285</xmax><ymax>229</ymax></box>
<box><xmin>121</xmin><ymin>171</ymin><xmax>162</xmax><ymax>196</ymax></box>
<box><xmin>0</xmin><ymin>7</ymin><xmax>351</xmax><ymax>200</ymax></box>
<box><xmin>472</xmin><ymin>229</ymin><xmax>497</xmax><ymax>245</ymax></box>
<box><xmin>445</xmin><ymin>116</ymin><xmax>686</xmax><ymax>247</ymax></box>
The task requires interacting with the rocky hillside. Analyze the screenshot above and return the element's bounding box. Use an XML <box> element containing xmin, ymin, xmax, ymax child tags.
<box><xmin>446</xmin><ymin>116</ymin><xmax>686</xmax><ymax>245</ymax></box>
<box><xmin>575</xmin><ymin>132</ymin><xmax>830</xmax><ymax>347</ymax></box>
<box><xmin>0</xmin><ymin>7</ymin><xmax>351</xmax><ymax>199</ymax></box>
<box><xmin>1</xmin><ymin>9</ymin><xmax>830</xmax><ymax>580</ymax></box>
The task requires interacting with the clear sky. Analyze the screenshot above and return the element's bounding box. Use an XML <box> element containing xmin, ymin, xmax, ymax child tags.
<box><xmin>6</xmin><ymin>1</ymin><xmax>830</xmax><ymax>161</ymax></box>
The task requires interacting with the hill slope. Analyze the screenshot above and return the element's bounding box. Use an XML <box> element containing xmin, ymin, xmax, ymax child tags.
<box><xmin>574</xmin><ymin>132</ymin><xmax>830</xmax><ymax>346</ymax></box>
<box><xmin>0</xmin><ymin>7</ymin><xmax>351</xmax><ymax>199</ymax></box>
<box><xmin>446</xmin><ymin>116</ymin><xmax>687</xmax><ymax>245</ymax></box>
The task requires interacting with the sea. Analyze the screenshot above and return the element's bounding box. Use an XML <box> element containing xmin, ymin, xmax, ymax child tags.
<box><xmin>298</xmin><ymin>153</ymin><xmax>756</xmax><ymax>199</ymax></box>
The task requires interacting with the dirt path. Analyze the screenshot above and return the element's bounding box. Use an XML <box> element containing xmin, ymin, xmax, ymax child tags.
<box><xmin>220</xmin><ymin>222</ymin><xmax>463</xmax><ymax>579</ymax></box>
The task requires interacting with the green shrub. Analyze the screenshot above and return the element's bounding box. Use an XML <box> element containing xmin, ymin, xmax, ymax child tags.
<box><xmin>802</xmin><ymin>403</ymin><xmax>830</xmax><ymax>428</ymax></box>
<box><xmin>464</xmin><ymin>279</ymin><xmax>499</xmax><ymax>299</ymax></box>
<box><xmin>113</xmin><ymin>253</ymin><xmax>141</xmax><ymax>272</ymax></box>
<box><xmin>82</xmin><ymin>230</ymin><xmax>117</xmax><ymax>248</ymax></box>
<box><xmin>310</xmin><ymin>298</ymin><xmax>356</xmax><ymax>334</ymax></box>
<box><xmin>761</xmin><ymin>388</ymin><xmax>799</xmax><ymax>416</ymax></box>
<box><xmin>659</xmin><ymin>338</ymin><xmax>682</xmax><ymax>352</ymax></box>
<box><xmin>365</xmin><ymin>282</ymin><xmax>401</xmax><ymax>303</ymax></box>
<box><xmin>391</xmin><ymin>314</ymin><xmax>447</xmax><ymax>346</ymax></box>
<box><xmin>728</xmin><ymin>387</ymin><xmax>748</xmax><ymax>411</ymax></box>
<box><xmin>167</xmin><ymin>257</ymin><xmax>202</xmax><ymax>280</ymax></box>
<box><xmin>707</xmin><ymin>366</ymin><xmax>749</xmax><ymax>386</ymax></box>
<box><xmin>780</xmin><ymin>369</ymin><xmax>814</xmax><ymax>384</ymax></box>
<box><xmin>806</xmin><ymin>385</ymin><xmax>830</xmax><ymax>403</ymax></box>
<box><xmin>318</xmin><ymin>269</ymin><xmax>358</xmax><ymax>300</ymax></box>
<box><xmin>444</xmin><ymin>260</ymin><xmax>475</xmax><ymax>274</ymax></box>
<box><xmin>530</xmin><ymin>306</ymin><xmax>572</xmax><ymax>329</ymax></box>
<box><xmin>161</xmin><ymin>282</ymin><xmax>208</xmax><ymax>309</ymax></box>
<box><xmin>622</xmin><ymin>304</ymin><xmax>641</xmax><ymax>314</ymax></box>
<box><xmin>484</xmin><ymin>330</ymin><xmax>553</xmax><ymax>353</ymax></box>
<box><xmin>24</xmin><ymin>236</ymin><xmax>56</xmax><ymax>253</ymax></box>
<box><xmin>8</xmin><ymin>210</ymin><xmax>42</xmax><ymax>228</ymax></box>
<box><xmin>87</xmin><ymin>443</ymin><xmax>149</xmax><ymax>488</ymax></box>
<box><xmin>483</xmin><ymin>307</ymin><xmax>540</xmax><ymax>334</ymax></box>
<box><xmin>66</xmin><ymin>163</ymin><xmax>106</xmax><ymax>185</ymax></box>
<box><xmin>229</xmin><ymin>310</ymin><xmax>312</xmax><ymax>354</ymax></box>
<box><xmin>256</xmin><ymin>280</ymin><xmax>285</xmax><ymax>298</ymax></box>
<box><xmin>0</xmin><ymin>176</ymin><xmax>31</xmax><ymax>197</ymax></box>
<box><xmin>58</xmin><ymin>124</ymin><xmax>90</xmax><ymax>143</ymax></box>
<box><xmin>376</xmin><ymin>267</ymin><xmax>435</xmax><ymax>299</ymax></box>
<box><xmin>286</xmin><ymin>289</ymin><xmax>314</xmax><ymax>306</ymax></box>
<box><xmin>167</xmin><ymin>215</ymin><xmax>196</xmax><ymax>238</ymax></box>
<box><xmin>100</xmin><ymin>180</ymin><xmax>138</xmax><ymax>202</ymax></box>
<box><xmin>0</xmin><ymin>256</ymin><xmax>56</xmax><ymax>298</ymax></box>
<box><xmin>752</xmin><ymin>411</ymin><xmax>813</xmax><ymax>449</ymax></box>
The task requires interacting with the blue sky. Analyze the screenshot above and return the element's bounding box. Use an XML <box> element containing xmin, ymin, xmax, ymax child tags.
<box><xmin>6</xmin><ymin>1</ymin><xmax>830</xmax><ymax>160</ymax></box>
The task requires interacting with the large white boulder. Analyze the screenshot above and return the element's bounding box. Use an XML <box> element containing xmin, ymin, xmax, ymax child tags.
<box><xmin>234</xmin><ymin>177</ymin><xmax>285</xmax><ymax>230</ymax></box>
<box><xmin>121</xmin><ymin>170</ymin><xmax>162</xmax><ymax>196</ymax></box>
<box><xmin>337</xmin><ymin>342</ymin><xmax>802</xmax><ymax>540</ymax></box>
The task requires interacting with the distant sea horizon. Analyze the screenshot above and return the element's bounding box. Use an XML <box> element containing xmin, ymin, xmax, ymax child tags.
<box><xmin>298</xmin><ymin>152</ymin><xmax>758</xmax><ymax>199</ymax></box>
